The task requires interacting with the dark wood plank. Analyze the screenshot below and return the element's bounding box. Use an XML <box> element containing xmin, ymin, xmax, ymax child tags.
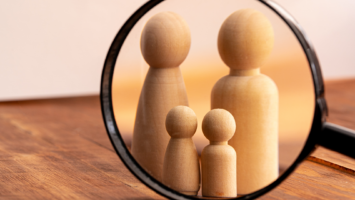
<box><xmin>0</xmin><ymin>78</ymin><xmax>354</xmax><ymax>199</ymax></box>
<box><xmin>310</xmin><ymin>148</ymin><xmax>355</xmax><ymax>175</ymax></box>
<box><xmin>0</xmin><ymin>97</ymin><xmax>164</xmax><ymax>200</ymax></box>
<box><xmin>324</xmin><ymin>78</ymin><xmax>355</xmax><ymax>130</ymax></box>
<box><xmin>307</xmin><ymin>79</ymin><xmax>355</xmax><ymax>174</ymax></box>
<box><xmin>262</xmin><ymin>160</ymin><xmax>355</xmax><ymax>200</ymax></box>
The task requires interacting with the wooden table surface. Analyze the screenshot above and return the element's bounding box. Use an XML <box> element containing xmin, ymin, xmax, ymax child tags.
<box><xmin>1</xmin><ymin>79</ymin><xmax>355</xmax><ymax>200</ymax></box>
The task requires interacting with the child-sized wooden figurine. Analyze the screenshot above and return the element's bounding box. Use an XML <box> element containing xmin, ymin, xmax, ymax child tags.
<box><xmin>201</xmin><ymin>109</ymin><xmax>237</xmax><ymax>198</ymax></box>
<box><xmin>163</xmin><ymin>106</ymin><xmax>200</xmax><ymax>195</ymax></box>
<box><xmin>212</xmin><ymin>9</ymin><xmax>278</xmax><ymax>194</ymax></box>
<box><xmin>131</xmin><ymin>12</ymin><xmax>191</xmax><ymax>182</ymax></box>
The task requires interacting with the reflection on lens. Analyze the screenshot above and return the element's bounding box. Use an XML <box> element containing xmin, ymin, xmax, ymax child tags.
<box><xmin>112</xmin><ymin>0</ymin><xmax>315</xmax><ymax>198</ymax></box>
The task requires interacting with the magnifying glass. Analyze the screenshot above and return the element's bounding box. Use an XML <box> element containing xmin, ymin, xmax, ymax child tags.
<box><xmin>100</xmin><ymin>0</ymin><xmax>355</xmax><ymax>199</ymax></box>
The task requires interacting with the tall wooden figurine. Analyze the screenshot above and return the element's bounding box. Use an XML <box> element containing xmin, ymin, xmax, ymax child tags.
<box><xmin>163</xmin><ymin>106</ymin><xmax>200</xmax><ymax>195</ymax></box>
<box><xmin>212</xmin><ymin>9</ymin><xmax>278</xmax><ymax>194</ymax></box>
<box><xmin>201</xmin><ymin>109</ymin><xmax>237</xmax><ymax>198</ymax></box>
<box><xmin>131</xmin><ymin>12</ymin><xmax>191</xmax><ymax>182</ymax></box>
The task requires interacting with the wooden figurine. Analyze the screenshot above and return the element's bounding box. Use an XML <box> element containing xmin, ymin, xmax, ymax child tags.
<box><xmin>163</xmin><ymin>106</ymin><xmax>200</xmax><ymax>195</ymax></box>
<box><xmin>212</xmin><ymin>9</ymin><xmax>278</xmax><ymax>194</ymax></box>
<box><xmin>201</xmin><ymin>109</ymin><xmax>237</xmax><ymax>198</ymax></box>
<box><xmin>131</xmin><ymin>12</ymin><xmax>191</xmax><ymax>182</ymax></box>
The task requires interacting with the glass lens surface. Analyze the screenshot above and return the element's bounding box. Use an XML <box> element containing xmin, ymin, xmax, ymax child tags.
<box><xmin>111</xmin><ymin>0</ymin><xmax>315</xmax><ymax>197</ymax></box>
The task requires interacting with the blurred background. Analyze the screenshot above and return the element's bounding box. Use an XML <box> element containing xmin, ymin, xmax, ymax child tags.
<box><xmin>0</xmin><ymin>0</ymin><xmax>354</xmax><ymax>101</ymax></box>
<box><xmin>0</xmin><ymin>0</ymin><xmax>354</xmax><ymax>172</ymax></box>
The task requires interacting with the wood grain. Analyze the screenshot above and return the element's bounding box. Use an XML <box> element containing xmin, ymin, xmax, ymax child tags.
<box><xmin>0</xmin><ymin>97</ymin><xmax>164</xmax><ymax>200</ymax></box>
<box><xmin>324</xmin><ymin>78</ymin><xmax>355</xmax><ymax>130</ymax></box>
<box><xmin>163</xmin><ymin>106</ymin><xmax>200</xmax><ymax>196</ymax></box>
<box><xmin>307</xmin><ymin>79</ymin><xmax>355</xmax><ymax>175</ymax></box>
<box><xmin>132</xmin><ymin>11</ymin><xmax>190</xmax><ymax>182</ymax></box>
<box><xmin>0</xmin><ymin>78</ymin><xmax>354</xmax><ymax>199</ymax></box>
<box><xmin>215</xmin><ymin>9</ymin><xmax>278</xmax><ymax>194</ymax></box>
<box><xmin>201</xmin><ymin>109</ymin><xmax>237</xmax><ymax>197</ymax></box>
<box><xmin>262</xmin><ymin>160</ymin><xmax>355</xmax><ymax>200</ymax></box>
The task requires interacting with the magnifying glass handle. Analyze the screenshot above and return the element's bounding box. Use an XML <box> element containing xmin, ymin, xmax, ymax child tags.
<box><xmin>319</xmin><ymin>122</ymin><xmax>355</xmax><ymax>159</ymax></box>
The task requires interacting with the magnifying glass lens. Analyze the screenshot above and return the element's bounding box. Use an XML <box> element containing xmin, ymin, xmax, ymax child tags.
<box><xmin>111</xmin><ymin>0</ymin><xmax>315</xmax><ymax>198</ymax></box>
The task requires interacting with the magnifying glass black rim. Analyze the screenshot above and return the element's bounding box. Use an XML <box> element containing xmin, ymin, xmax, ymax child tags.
<box><xmin>100</xmin><ymin>0</ymin><xmax>327</xmax><ymax>199</ymax></box>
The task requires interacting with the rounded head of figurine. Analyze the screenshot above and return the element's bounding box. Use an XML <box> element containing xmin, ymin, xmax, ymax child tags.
<box><xmin>165</xmin><ymin>106</ymin><xmax>198</xmax><ymax>138</ymax></box>
<box><xmin>218</xmin><ymin>9</ymin><xmax>274</xmax><ymax>70</ymax></box>
<box><xmin>202</xmin><ymin>109</ymin><xmax>236</xmax><ymax>143</ymax></box>
<box><xmin>140</xmin><ymin>12</ymin><xmax>191</xmax><ymax>68</ymax></box>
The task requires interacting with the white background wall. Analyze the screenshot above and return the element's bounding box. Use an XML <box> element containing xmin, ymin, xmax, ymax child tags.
<box><xmin>0</xmin><ymin>0</ymin><xmax>354</xmax><ymax>101</ymax></box>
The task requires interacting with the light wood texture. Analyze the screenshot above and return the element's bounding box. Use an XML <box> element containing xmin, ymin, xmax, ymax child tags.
<box><xmin>201</xmin><ymin>109</ymin><xmax>237</xmax><ymax>198</ymax></box>
<box><xmin>212</xmin><ymin>9</ymin><xmax>278</xmax><ymax>194</ymax></box>
<box><xmin>131</xmin><ymin>12</ymin><xmax>191</xmax><ymax>182</ymax></box>
<box><xmin>0</xmin><ymin>78</ymin><xmax>354</xmax><ymax>199</ymax></box>
<box><xmin>218</xmin><ymin>9</ymin><xmax>274</xmax><ymax>70</ymax></box>
<box><xmin>140</xmin><ymin>12</ymin><xmax>191</xmax><ymax>68</ymax></box>
<box><xmin>163</xmin><ymin>106</ymin><xmax>200</xmax><ymax>195</ymax></box>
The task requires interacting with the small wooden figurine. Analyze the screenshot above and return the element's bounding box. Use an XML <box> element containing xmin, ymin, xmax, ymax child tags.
<box><xmin>212</xmin><ymin>9</ymin><xmax>278</xmax><ymax>194</ymax></box>
<box><xmin>201</xmin><ymin>109</ymin><xmax>237</xmax><ymax>198</ymax></box>
<box><xmin>131</xmin><ymin>12</ymin><xmax>191</xmax><ymax>182</ymax></box>
<box><xmin>163</xmin><ymin>106</ymin><xmax>200</xmax><ymax>195</ymax></box>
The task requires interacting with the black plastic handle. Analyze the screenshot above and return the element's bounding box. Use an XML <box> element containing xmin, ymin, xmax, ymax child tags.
<box><xmin>318</xmin><ymin>122</ymin><xmax>355</xmax><ymax>159</ymax></box>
